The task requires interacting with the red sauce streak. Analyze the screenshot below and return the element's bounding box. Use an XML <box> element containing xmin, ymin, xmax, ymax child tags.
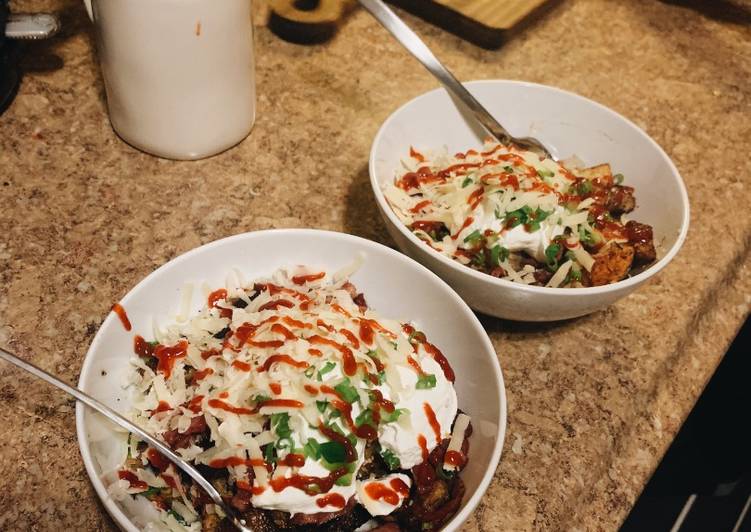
<box><xmin>331</xmin><ymin>304</ymin><xmax>353</xmax><ymax>318</ymax></box>
<box><xmin>248</xmin><ymin>339</ymin><xmax>286</xmax><ymax>349</ymax></box>
<box><xmin>134</xmin><ymin>335</ymin><xmax>154</xmax><ymax>358</ymax></box>
<box><xmin>407</xmin><ymin>356</ymin><xmax>425</xmax><ymax>375</ymax></box>
<box><xmin>409</xmin><ymin>199</ymin><xmax>432</xmax><ymax>213</ymax></box>
<box><xmin>283</xmin><ymin>316</ymin><xmax>312</xmax><ymax>329</ymax></box>
<box><xmin>417</xmin><ymin>434</ymin><xmax>429</xmax><ymax>462</ymax></box>
<box><xmin>257</xmin><ymin>398</ymin><xmax>304</xmax><ymax>411</ymax></box>
<box><xmin>467</xmin><ymin>188</ymin><xmax>484</xmax><ymax>210</ymax></box>
<box><xmin>481</xmin><ymin>143</ymin><xmax>503</xmax><ymax>157</ymax></box>
<box><xmin>391</xmin><ymin>477</ymin><xmax>410</xmax><ymax>497</ymax></box>
<box><xmin>422</xmin><ymin>341</ymin><xmax>455</xmax><ymax>382</ymax></box>
<box><xmin>207</xmin><ymin>399</ymin><xmax>255</xmax><ymax>415</ymax></box>
<box><xmin>111</xmin><ymin>303</ymin><xmax>131</xmax><ymax>331</ymax></box>
<box><xmin>444</xmin><ymin>450</ymin><xmax>466</xmax><ymax>468</ymax></box>
<box><xmin>317</xmin><ymin>319</ymin><xmax>335</xmax><ymax>332</ymax></box>
<box><xmin>364</xmin><ymin>482</ymin><xmax>399</xmax><ymax>505</ymax></box>
<box><xmin>308</xmin><ymin>335</ymin><xmax>356</xmax><ymax>376</ymax></box>
<box><xmin>318</xmin><ymin>425</ymin><xmax>357</xmax><ymax>462</ymax></box>
<box><xmin>258</xmin><ymin>299</ymin><xmax>295</xmax><ymax>312</ymax></box>
<box><xmin>259</xmin><ymin>354</ymin><xmax>309</xmax><ymax>372</ymax></box>
<box><xmin>193</xmin><ymin>368</ymin><xmax>214</xmax><ymax>382</ymax></box>
<box><xmin>271</xmin><ymin>323</ymin><xmax>297</xmax><ymax>340</ymax></box>
<box><xmin>292</xmin><ymin>272</ymin><xmax>325</xmax><ymax>285</ymax></box>
<box><xmin>208</xmin><ymin>288</ymin><xmax>232</xmax><ymax>318</ymax></box>
<box><xmin>411</xmin><ymin>220</ymin><xmax>445</xmax><ymax>234</ymax></box>
<box><xmin>304</xmin><ymin>384</ymin><xmax>319</xmax><ymax>395</ymax></box>
<box><xmin>308</xmin><ymin>348</ymin><xmax>323</xmax><ymax>357</ymax></box>
<box><xmin>451</xmin><ymin>216</ymin><xmax>474</xmax><ymax>240</ymax></box>
<box><xmin>201</xmin><ymin>349</ymin><xmax>221</xmax><ymax>360</ymax></box>
<box><xmin>361</xmin><ymin>318</ymin><xmax>396</xmax><ymax>339</ymax></box>
<box><xmin>359</xmin><ymin>320</ymin><xmax>375</xmax><ymax>345</ymax></box>
<box><xmin>236</xmin><ymin>479</ymin><xmax>252</xmax><ymax>491</ymax></box>
<box><xmin>261</xmin><ymin>283</ymin><xmax>312</xmax><ymax>302</ymax></box>
<box><xmin>409</xmin><ymin>146</ymin><xmax>426</xmax><ymax>162</ymax></box>
<box><xmin>147</xmin><ymin>448</ymin><xmax>170</xmax><ymax>472</ymax></box>
<box><xmin>208</xmin><ymin>456</ymin><xmax>269</xmax><ymax>469</ymax></box>
<box><xmin>118</xmin><ymin>470</ymin><xmax>147</xmax><ymax>490</ymax></box>
<box><xmin>219</xmin><ymin>391</ymin><xmax>229</xmax><ymax>398</ymax></box>
<box><xmin>368</xmin><ymin>351</ymin><xmax>385</xmax><ymax>372</ymax></box>
<box><xmin>279</xmin><ymin>453</ymin><xmax>306</xmax><ymax>468</ymax></box>
<box><xmin>154</xmin><ymin>340</ymin><xmax>189</xmax><ymax>379</ymax></box>
<box><xmin>269</xmin><ymin>382</ymin><xmax>282</xmax><ymax>395</ymax></box>
<box><xmin>187</xmin><ymin>395</ymin><xmax>204</xmax><ymax>413</ymax></box>
<box><xmin>252</xmin><ymin>486</ymin><xmax>266</xmax><ymax>495</ymax></box>
<box><xmin>151</xmin><ymin>400</ymin><xmax>171</xmax><ymax>415</ymax></box>
<box><xmin>316</xmin><ymin>492</ymin><xmax>346</xmax><ymax>509</ymax></box>
<box><xmin>339</xmin><ymin>328</ymin><xmax>360</xmax><ymax>349</ymax></box>
<box><xmin>423</xmin><ymin>403</ymin><xmax>441</xmax><ymax>444</ymax></box>
<box><xmin>323</xmin><ymin>397</ymin><xmax>377</xmax><ymax>441</ymax></box>
<box><xmin>269</xmin><ymin>467</ymin><xmax>349</xmax><ymax>495</ymax></box>
<box><xmin>232</xmin><ymin>360</ymin><xmax>252</xmax><ymax>372</ymax></box>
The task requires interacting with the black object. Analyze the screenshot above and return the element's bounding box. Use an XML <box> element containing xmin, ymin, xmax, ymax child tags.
<box><xmin>0</xmin><ymin>0</ymin><xmax>21</xmax><ymax>115</ymax></box>
<box><xmin>622</xmin><ymin>317</ymin><xmax>751</xmax><ymax>531</ymax></box>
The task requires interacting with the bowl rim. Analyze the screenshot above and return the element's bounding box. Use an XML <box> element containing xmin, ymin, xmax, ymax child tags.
<box><xmin>369</xmin><ymin>79</ymin><xmax>691</xmax><ymax>297</ymax></box>
<box><xmin>75</xmin><ymin>228</ymin><xmax>508</xmax><ymax>532</ymax></box>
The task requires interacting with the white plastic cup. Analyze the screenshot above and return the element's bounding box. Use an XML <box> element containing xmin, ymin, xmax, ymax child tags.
<box><xmin>84</xmin><ymin>0</ymin><xmax>256</xmax><ymax>160</ymax></box>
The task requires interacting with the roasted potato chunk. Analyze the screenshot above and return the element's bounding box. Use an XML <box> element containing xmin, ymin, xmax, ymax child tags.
<box><xmin>590</xmin><ymin>243</ymin><xmax>635</xmax><ymax>286</ymax></box>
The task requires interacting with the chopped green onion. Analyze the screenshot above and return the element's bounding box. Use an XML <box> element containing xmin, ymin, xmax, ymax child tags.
<box><xmin>380</xmin><ymin>449</ymin><xmax>400</xmax><ymax>470</ymax></box>
<box><xmin>263</xmin><ymin>443</ymin><xmax>277</xmax><ymax>463</ymax></box>
<box><xmin>316</xmin><ymin>400</ymin><xmax>328</xmax><ymax>414</ymax></box>
<box><xmin>381</xmin><ymin>408</ymin><xmax>406</xmax><ymax>423</ymax></box>
<box><xmin>317</xmin><ymin>361</ymin><xmax>336</xmax><ymax>381</ymax></box>
<box><xmin>537</xmin><ymin>169</ymin><xmax>555</xmax><ymax>178</ymax></box>
<box><xmin>545</xmin><ymin>243</ymin><xmax>562</xmax><ymax>271</ymax></box>
<box><xmin>303</xmin><ymin>438</ymin><xmax>321</xmax><ymax>459</ymax></box>
<box><xmin>334</xmin><ymin>378</ymin><xmax>359</xmax><ymax>404</ymax></box>
<box><xmin>463</xmin><ymin>229</ymin><xmax>482</xmax><ymax>244</ymax></box>
<box><xmin>377</xmin><ymin>370</ymin><xmax>386</xmax><ymax>384</ymax></box>
<box><xmin>576</xmin><ymin>180</ymin><xmax>593</xmax><ymax>195</ymax></box>
<box><xmin>461</xmin><ymin>177</ymin><xmax>473</xmax><ymax>188</ymax></box>
<box><xmin>613</xmin><ymin>173</ymin><xmax>624</xmax><ymax>185</ymax></box>
<box><xmin>471</xmin><ymin>249</ymin><xmax>486</xmax><ymax>267</ymax></box>
<box><xmin>503</xmin><ymin>165</ymin><xmax>514</xmax><ymax>173</ymax></box>
<box><xmin>271</xmin><ymin>412</ymin><xmax>291</xmax><ymax>438</ymax></box>
<box><xmin>304</xmin><ymin>366</ymin><xmax>315</xmax><ymax>378</ymax></box>
<box><xmin>355</xmin><ymin>408</ymin><xmax>375</xmax><ymax>427</ymax></box>
<box><xmin>416</xmin><ymin>374</ymin><xmax>437</xmax><ymax>389</ymax></box>
<box><xmin>319</xmin><ymin>441</ymin><xmax>347</xmax><ymax>463</ymax></box>
<box><xmin>490</xmin><ymin>245</ymin><xmax>509</xmax><ymax>266</ymax></box>
<box><xmin>335</xmin><ymin>473</ymin><xmax>353</xmax><ymax>486</ymax></box>
<box><xmin>167</xmin><ymin>510</ymin><xmax>186</xmax><ymax>524</ymax></box>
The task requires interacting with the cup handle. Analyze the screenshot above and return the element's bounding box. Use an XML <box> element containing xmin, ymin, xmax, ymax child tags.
<box><xmin>83</xmin><ymin>0</ymin><xmax>93</xmax><ymax>21</ymax></box>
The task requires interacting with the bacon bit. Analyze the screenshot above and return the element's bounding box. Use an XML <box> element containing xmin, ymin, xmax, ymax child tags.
<box><xmin>271</xmin><ymin>323</ymin><xmax>297</xmax><ymax>340</ymax></box>
<box><xmin>193</xmin><ymin>368</ymin><xmax>214</xmax><ymax>382</ymax></box>
<box><xmin>292</xmin><ymin>272</ymin><xmax>325</xmax><ymax>285</ymax></box>
<box><xmin>409</xmin><ymin>146</ymin><xmax>426</xmax><ymax>162</ymax></box>
<box><xmin>118</xmin><ymin>470</ymin><xmax>147</xmax><ymax>491</ymax></box>
<box><xmin>258</xmin><ymin>299</ymin><xmax>295</xmax><ymax>312</ymax></box>
<box><xmin>259</xmin><ymin>354</ymin><xmax>309</xmax><ymax>372</ymax></box>
<box><xmin>467</xmin><ymin>187</ymin><xmax>484</xmax><ymax>210</ymax></box>
<box><xmin>231</xmin><ymin>360</ymin><xmax>252</xmax><ymax>372</ymax></box>
<box><xmin>111</xmin><ymin>303</ymin><xmax>131</xmax><ymax>331</ymax></box>
<box><xmin>409</xmin><ymin>199</ymin><xmax>432</xmax><ymax>213</ymax></box>
<box><xmin>269</xmin><ymin>382</ymin><xmax>282</xmax><ymax>395</ymax></box>
<box><xmin>308</xmin><ymin>348</ymin><xmax>323</xmax><ymax>357</ymax></box>
<box><xmin>339</xmin><ymin>328</ymin><xmax>360</xmax><ymax>349</ymax></box>
<box><xmin>451</xmin><ymin>217</ymin><xmax>474</xmax><ymax>240</ymax></box>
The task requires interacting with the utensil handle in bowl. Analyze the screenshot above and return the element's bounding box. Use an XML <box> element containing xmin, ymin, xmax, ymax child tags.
<box><xmin>357</xmin><ymin>0</ymin><xmax>512</xmax><ymax>145</ymax></box>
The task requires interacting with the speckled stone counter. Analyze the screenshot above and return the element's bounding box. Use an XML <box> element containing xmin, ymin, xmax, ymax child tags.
<box><xmin>1</xmin><ymin>0</ymin><xmax>750</xmax><ymax>530</ymax></box>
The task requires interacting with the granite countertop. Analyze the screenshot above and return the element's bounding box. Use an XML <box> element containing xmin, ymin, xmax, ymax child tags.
<box><xmin>1</xmin><ymin>0</ymin><xmax>750</xmax><ymax>529</ymax></box>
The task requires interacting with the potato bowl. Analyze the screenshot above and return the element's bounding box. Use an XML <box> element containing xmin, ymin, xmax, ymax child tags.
<box><xmin>369</xmin><ymin>80</ymin><xmax>689</xmax><ymax>321</ymax></box>
<box><xmin>75</xmin><ymin>229</ymin><xmax>506</xmax><ymax>531</ymax></box>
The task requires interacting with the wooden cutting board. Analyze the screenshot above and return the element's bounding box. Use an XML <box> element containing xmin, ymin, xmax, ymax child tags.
<box><xmin>268</xmin><ymin>0</ymin><xmax>558</xmax><ymax>48</ymax></box>
<box><xmin>388</xmin><ymin>0</ymin><xmax>559</xmax><ymax>48</ymax></box>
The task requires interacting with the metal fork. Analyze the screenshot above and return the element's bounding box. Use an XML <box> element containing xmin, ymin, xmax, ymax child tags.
<box><xmin>358</xmin><ymin>0</ymin><xmax>554</xmax><ymax>159</ymax></box>
<box><xmin>0</xmin><ymin>347</ymin><xmax>253</xmax><ymax>532</ymax></box>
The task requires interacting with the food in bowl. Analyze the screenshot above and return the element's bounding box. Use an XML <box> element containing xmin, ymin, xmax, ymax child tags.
<box><xmin>383</xmin><ymin>142</ymin><xmax>657</xmax><ymax>288</ymax></box>
<box><xmin>110</xmin><ymin>265</ymin><xmax>471</xmax><ymax>531</ymax></box>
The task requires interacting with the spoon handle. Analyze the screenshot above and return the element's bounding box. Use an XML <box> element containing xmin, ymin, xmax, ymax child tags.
<box><xmin>357</xmin><ymin>0</ymin><xmax>512</xmax><ymax>145</ymax></box>
<box><xmin>0</xmin><ymin>346</ymin><xmax>252</xmax><ymax>532</ymax></box>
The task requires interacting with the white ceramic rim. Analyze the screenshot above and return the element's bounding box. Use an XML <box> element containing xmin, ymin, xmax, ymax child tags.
<box><xmin>75</xmin><ymin>228</ymin><xmax>508</xmax><ymax>532</ymax></box>
<box><xmin>369</xmin><ymin>79</ymin><xmax>691</xmax><ymax>298</ymax></box>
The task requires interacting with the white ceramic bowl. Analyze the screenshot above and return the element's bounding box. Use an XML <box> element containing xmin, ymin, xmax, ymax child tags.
<box><xmin>75</xmin><ymin>229</ymin><xmax>506</xmax><ymax>531</ymax></box>
<box><xmin>369</xmin><ymin>80</ymin><xmax>690</xmax><ymax>321</ymax></box>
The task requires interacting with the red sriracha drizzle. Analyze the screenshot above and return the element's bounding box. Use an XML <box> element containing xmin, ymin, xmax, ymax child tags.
<box><xmin>111</xmin><ymin>303</ymin><xmax>131</xmax><ymax>331</ymax></box>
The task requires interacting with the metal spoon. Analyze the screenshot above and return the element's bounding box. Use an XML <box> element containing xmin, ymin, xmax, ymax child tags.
<box><xmin>357</xmin><ymin>0</ymin><xmax>553</xmax><ymax>159</ymax></box>
<box><xmin>0</xmin><ymin>346</ymin><xmax>253</xmax><ymax>532</ymax></box>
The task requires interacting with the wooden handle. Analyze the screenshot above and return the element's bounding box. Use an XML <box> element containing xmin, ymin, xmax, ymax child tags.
<box><xmin>269</xmin><ymin>0</ymin><xmax>354</xmax><ymax>44</ymax></box>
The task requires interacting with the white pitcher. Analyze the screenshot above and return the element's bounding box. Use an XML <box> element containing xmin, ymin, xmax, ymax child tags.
<box><xmin>84</xmin><ymin>0</ymin><xmax>256</xmax><ymax>160</ymax></box>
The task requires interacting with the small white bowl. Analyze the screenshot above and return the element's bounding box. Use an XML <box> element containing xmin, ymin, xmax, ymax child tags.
<box><xmin>75</xmin><ymin>229</ymin><xmax>506</xmax><ymax>531</ymax></box>
<box><xmin>369</xmin><ymin>80</ymin><xmax>690</xmax><ymax>321</ymax></box>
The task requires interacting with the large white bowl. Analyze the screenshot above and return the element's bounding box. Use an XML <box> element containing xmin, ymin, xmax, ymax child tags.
<box><xmin>369</xmin><ymin>80</ymin><xmax>690</xmax><ymax>321</ymax></box>
<box><xmin>75</xmin><ymin>229</ymin><xmax>506</xmax><ymax>531</ymax></box>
